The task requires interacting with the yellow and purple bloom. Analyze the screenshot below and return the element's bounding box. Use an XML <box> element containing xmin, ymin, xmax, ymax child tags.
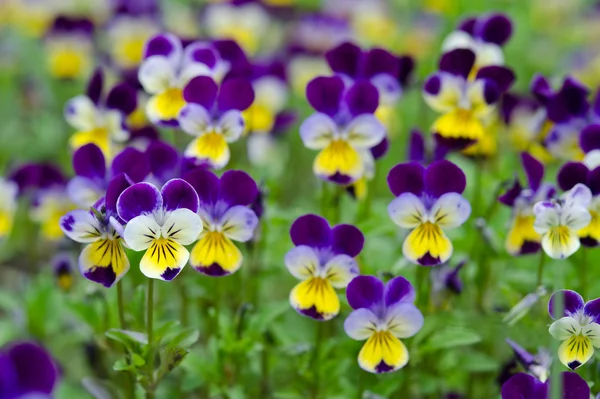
<box><xmin>60</xmin><ymin>174</ymin><xmax>132</xmax><ymax>287</ymax></box>
<box><xmin>118</xmin><ymin>178</ymin><xmax>203</xmax><ymax>281</ymax></box>
<box><xmin>44</xmin><ymin>16</ymin><xmax>95</xmax><ymax>80</ymax></box>
<box><xmin>65</xmin><ymin>69</ymin><xmax>138</xmax><ymax>158</ymax></box>
<box><xmin>423</xmin><ymin>48</ymin><xmax>514</xmax><ymax>150</ymax></box>
<box><xmin>501</xmin><ymin>372</ymin><xmax>589</xmax><ymax>399</ymax></box>
<box><xmin>179</xmin><ymin>75</ymin><xmax>255</xmax><ymax>169</ymax></box>
<box><xmin>548</xmin><ymin>290</ymin><xmax>600</xmax><ymax>370</ymax></box>
<box><xmin>285</xmin><ymin>214</ymin><xmax>363</xmax><ymax>320</ymax></box>
<box><xmin>533</xmin><ymin>184</ymin><xmax>592</xmax><ymax>259</ymax></box>
<box><xmin>498</xmin><ymin>153</ymin><xmax>555</xmax><ymax>256</ymax></box>
<box><xmin>0</xmin><ymin>177</ymin><xmax>18</xmax><ymax>239</ymax></box>
<box><xmin>52</xmin><ymin>252</ymin><xmax>75</xmax><ymax>292</ymax></box>
<box><xmin>344</xmin><ymin>275</ymin><xmax>424</xmax><ymax>373</ymax></box>
<box><xmin>300</xmin><ymin>76</ymin><xmax>386</xmax><ymax>185</ymax></box>
<box><xmin>183</xmin><ymin>168</ymin><xmax>259</xmax><ymax>276</ymax></box>
<box><xmin>387</xmin><ymin>160</ymin><xmax>471</xmax><ymax>266</ymax></box>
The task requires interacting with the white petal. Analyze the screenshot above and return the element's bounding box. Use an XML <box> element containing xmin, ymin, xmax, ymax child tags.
<box><xmin>253</xmin><ymin>77</ymin><xmax>288</xmax><ymax>113</ymax></box>
<box><xmin>123</xmin><ymin>215</ymin><xmax>161</xmax><ymax>251</ymax></box>
<box><xmin>178</xmin><ymin>62</ymin><xmax>214</xmax><ymax>87</ymax></box>
<box><xmin>384</xmin><ymin>303</ymin><xmax>425</xmax><ymax>338</ymax></box>
<box><xmin>66</xmin><ymin>177</ymin><xmax>103</xmax><ymax>208</ymax></box>
<box><xmin>560</xmin><ymin>205</ymin><xmax>592</xmax><ymax>231</ymax></box>
<box><xmin>178</xmin><ymin>104</ymin><xmax>212</xmax><ymax>136</ymax></box>
<box><xmin>423</xmin><ymin>72</ymin><xmax>464</xmax><ymax>113</ymax></box>
<box><xmin>220</xmin><ymin>205</ymin><xmax>258</xmax><ymax>242</ymax></box>
<box><xmin>59</xmin><ymin>210</ymin><xmax>103</xmax><ymax>243</ymax></box>
<box><xmin>541</xmin><ymin>228</ymin><xmax>581</xmax><ymax>260</ymax></box>
<box><xmin>64</xmin><ymin>95</ymin><xmax>98</xmax><ymax>131</ymax></box>
<box><xmin>584</xmin><ymin>150</ymin><xmax>600</xmax><ymax>170</ymax></box>
<box><xmin>284</xmin><ymin>245</ymin><xmax>319</xmax><ymax>280</ymax></box>
<box><xmin>299</xmin><ymin>113</ymin><xmax>336</xmax><ymax>149</ymax></box>
<box><xmin>370</xmin><ymin>73</ymin><xmax>402</xmax><ymax>105</ymax></box>
<box><xmin>475</xmin><ymin>42</ymin><xmax>504</xmax><ymax>66</ymax></box>
<box><xmin>161</xmin><ymin>208</ymin><xmax>203</xmax><ymax>245</ymax></box>
<box><xmin>323</xmin><ymin>254</ymin><xmax>359</xmax><ymax>288</ymax></box>
<box><xmin>533</xmin><ymin>202</ymin><xmax>560</xmax><ymax>234</ymax></box>
<box><xmin>549</xmin><ymin>317</ymin><xmax>582</xmax><ymax>340</ymax></box>
<box><xmin>441</xmin><ymin>30</ymin><xmax>476</xmax><ymax>52</ymax></box>
<box><xmin>582</xmin><ymin>322</ymin><xmax>600</xmax><ymax>348</ymax></box>
<box><xmin>430</xmin><ymin>193</ymin><xmax>471</xmax><ymax>229</ymax></box>
<box><xmin>565</xmin><ymin>183</ymin><xmax>593</xmax><ymax>208</ymax></box>
<box><xmin>219</xmin><ymin>110</ymin><xmax>245</xmax><ymax>142</ymax></box>
<box><xmin>104</xmin><ymin>110</ymin><xmax>129</xmax><ymax>142</ymax></box>
<box><xmin>344</xmin><ymin>308</ymin><xmax>379</xmax><ymax>340</ymax></box>
<box><xmin>344</xmin><ymin>114</ymin><xmax>387</xmax><ymax>149</ymax></box>
<box><xmin>138</xmin><ymin>56</ymin><xmax>176</xmax><ymax>94</ymax></box>
<box><xmin>387</xmin><ymin>193</ymin><xmax>426</xmax><ymax>228</ymax></box>
<box><xmin>247</xmin><ymin>134</ymin><xmax>276</xmax><ymax>166</ymax></box>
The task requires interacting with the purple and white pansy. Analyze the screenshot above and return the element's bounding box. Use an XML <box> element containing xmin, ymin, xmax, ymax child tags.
<box><xmin>501</xmin><ymin>372</ymin><xmax>589</xmax><ymax>399</ymax></box>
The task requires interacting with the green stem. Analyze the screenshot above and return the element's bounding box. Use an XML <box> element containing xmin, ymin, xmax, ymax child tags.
<box><xmin>177</xmin><ymin>279</ymin><xmax>189</xmax><ymax>327</ymax></box>
<box><xmin>146</xmin><ymin>279</ymin><xmax>155</xmax><ymax>399</ymax></box>
<box><xmin>536</xmin><ymin>251</ymin><xmax>546</xmax><ymax>287</ymax></box>
<box><xmin>310</xmin><ymin>322</ymin><xmax>325</xmax><ymax>399</ymax></box>
<box><xmin>117</xmin><ymin>280</ymin><xmax>126</xmax><ymax>329</ymax></box>
<box><xmin>580</xmin><ymin>248</ymin><xmax>588</xmax><ymax>298</ymax></box>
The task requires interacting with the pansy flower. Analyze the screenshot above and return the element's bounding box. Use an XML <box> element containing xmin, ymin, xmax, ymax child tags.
<box><xmin>387</xmin><ymin>160</ymin><xmax>471</xmax><ymax>266</ymax></box>
<box><xmin>532</xmin><ymin>183</ymin><xmax>592</xmax><ymax>259</ymax></box>
<box><xmin>0</xmin><ymin>177</ymin><xmax>18</xmax><ymax>239</ymax></box>
<box><xmin>52</xmin><ymin>252</ymin><xmax>75</xmax><ymax>292</ymax></box>
<box><xmin>498</xmin><ymin>153</ymin><xmax>555</xmax><ymax>256</ymax></box>
<box><xmin>300</xmin><ymin>76</ymin><xmax>386</xmax><ymax>185</ymax></box>
<box><xmin>548</xmin><ymin>290</ymin><xmax>600</xmax><ymax>370</ymax></box>
<box><xmin>442</xmin><ymin>13</ymin><xmax>513</xmax><ymax>71</ymax></box>
<box><xmin>406</xmin><ymin>128</ymin><xmax>448</xmax><ymax>164</ymax></box>
<box><xmin>65</xmin><ymin>69</ymin><xmax>138</xmax><ymax>157</ymax></box>
<box><xmin>284</xmin><ymin>214</ymin><xmax>362</xmax><ymax>320</ymax></box>
<box><xmin>505</xmin><ymin>339</ymin><xmax>551</xmax><ymax>383</ymax></box>
<box><xmin>501</xmin><ymin>372</ymin><xmax>589</xmax><ymax>399</ymax></box>
<box><xmin>60</xmin><ymin>175</ymin><xmax>132</xmax><ymax>287</ymax></box>
<box><xmin>44</xmin><ymin>16</ymin><xmax>94</xmax><ymax>80</ymax></box>
<box><xmin>178</xmin><ymin>75</ymin><xmax>254</xmax><ymax>169</ymax></box>
<box><xmin>183</xmin><ymin>169</ymin><xmax>259</xmax><ymax>276</ymax></box>
<box><xmin>344</xmin><ymin>276</ymin><xmax>424</xmax><ymax>373</ymax></box>
<box><xmin>118</xmin><ymin>178</ymin><xmax>203</xmax><ymax>281</ymax></box>
<box><xmin>67</xmin><ymin>144</ymin><xmax>150</xmax><ymax>208</ymax></box>
<box><xmin>423</xmin><ymin>48</ymin><xmax>514</xmax><ymax>150</ymax></box>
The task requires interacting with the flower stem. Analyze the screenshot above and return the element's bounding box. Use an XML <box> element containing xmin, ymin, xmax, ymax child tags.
<box><xmin>310</xmin><ymin>322</ymin><xmax>325</xmax><ymax>399</ymax></box>
<box><xmin>536</xmin><ymin>251</ymin><xmax>546</xmax><ymax>287</ymax></box>
<box><xmin>117</xmin><ymin>280</ymin><xmax>126</xmax><ymax>329</ymax></box>
<box><xmin>146</xmin><ymin>279</ymin><xmax>155</xmax><ymax>399</ymax></box>
<box><xmin>580</xmin><ymin>248</ymin><xmax>588</xmax><ymax>298</ymax></box>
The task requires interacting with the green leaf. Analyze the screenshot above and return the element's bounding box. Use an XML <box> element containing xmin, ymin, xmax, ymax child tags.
<box><xmin>132</xmin><ymin>353</ymin><xmax>146</xmax><ymax>367</ymax></box>
<box><xmin>162</xmin><ymin>328</ymin><xmax>200</xmax><ymax>349</ymax></box>
<box><xmin>106</xmin><ymin>329</ymin><xmax>148</xmax><ymax>348</ymax></box>
<box><xmin>246</xmin><ymin>301</ymin><xmax>289</xmax><ymax>335</ymax></box>
<box><xmin>157</xmin><ymin>346</ymin><xmax>189</xmax><ymax>380</ymax></box>
<box><xmin>420</xmin><ymin>326</ymin><xmax>482</xmax><ymax>354</ymax></box>
<box><xmin>113</xmin><ymin>359</ymin><xmax>132</xmax><ymax>372</ymax></box>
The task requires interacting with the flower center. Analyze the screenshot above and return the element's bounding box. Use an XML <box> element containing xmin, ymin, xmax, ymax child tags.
<box><xmin>154</xmin><ymin>88</ymin><xmax>186</xmax><ymax>120</ymax></box>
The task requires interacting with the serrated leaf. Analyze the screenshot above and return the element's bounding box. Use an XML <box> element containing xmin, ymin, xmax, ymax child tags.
<box><xmin>420</xmin><ymin>326</ymin><xmax>481</xmax><ymax>354</ymax></box>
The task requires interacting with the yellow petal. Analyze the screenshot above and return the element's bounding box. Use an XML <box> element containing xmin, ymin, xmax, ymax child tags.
<box><xmin>185</xmin><ymin>132</ymin><xmax>230</xmax><ymax>169</ymax></box>
<box><xmin>358</xmin><ymin>331</ymin><xmax>409</xmax><ymax>373</ymax></box>
<box><xmin>289</xmin><ymin>277</ymin><xmax>339</xmax><ymax>320</ymax></box>
<box><xmin>80</xmin><ymin>239</ymin><xmax>130</xmax><ymax>287</ymax></box>
<box><xmin>147</xmin><ymin>88</ymin><xmax>186</xmax><ymax>122</ymax></box>
<box><xmin>0</xmin><ymin>210</ymin><xmax>14</xmax><ymax>238</ymax></box>
<box><xmin>190</xmin><ymin>231</ymin><xmax>242</xmax><ymax>276</ymax></box>
<box><xmin>432</xmin><ymin>109</ymin><xmax>484</xmax><ymax>143</ymax></box>
<box><xmin>558</xmin><ymin>334</ymin><xmax>594</xmax><ymax>370</ymax></box>
<box><xmin>313</xmin><ymin>140</ymin><xmax>362</xmax><ymax>183</ymax></box>
<box><xmin>243</xmin><ymin>103</ymin><xmax>275</xmax><ymax>133</ymax></box>
<box><xmin>403</xmin><ymin>222</ymin><xmax>452</xmax><ymax>266</ymax></box>
<box><xmin>70</xmin><ymin>128</ymin><xmax>111</xmax><ymax>157</ymax></box>
<box><xmin>578</xmin><ymin>210</ymin><xmax>600</xmax><ymax>244</ymax></box>
<box><xmin>47</xmin><ymin>47</ymin><xmax>90</xmax><ymax>80</ymax></box>
<box><xmin>141</xmin><ymin>238</ymin><xmax>188</xmax><ymax>281</ymax></box>
<box><xmin>505</xmin><ymin>214</ymin><xmax>541</xmax><ymax>256</ymax></box>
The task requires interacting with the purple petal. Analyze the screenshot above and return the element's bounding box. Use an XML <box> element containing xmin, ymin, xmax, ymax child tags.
<box><xmin>557</xmin><ymin>162</ymin><xmax>589</xmax><ymax>192</ymax></box>
<box><xmin>117</xmin><ymin>182</ymin><xmax>162</xmax><ymax>222</ymax></box>
<box><xmin>290</xmin><ymin>214</ymin><xmax>331</xmax><ymax>248</ymax></box>
<box><xmin>325</xmin><ymin>42</ymin><xmax>362</xmax><ymax>77</ymax></box>
<box><xmin>144</xmin><ymin>33</ymin><xmax>180</xmax><ymax>58</ymax></box>
<box><xmin>306</xmin><ymin>76</ymin><xmax>345</xmax><ymax>117</ymax></box>
<box><xmin>384</xmin><ymin>276</ymin><xmax>416</xmax><ymax>307</ymax></box>
<box><xmin>548</xmin><ymin>290</ymin><xmax>585</xmax><ymax>319</ymax></box>
<box><xmin>458</xmin><ymin>17</ymin><xmax>477</xmax><ymax>35</ymax></box>
<box><xmin>183</xmin><ymin>76</ymin><xmax>218</xmax><ymax>110</ymax></box>
<box><xmin>580</xmin><ymin>123</ymin><xmax>600</xmax><ymax>153</ymax></box>
<box><xmin>476</xmin><ymin>14</ymin><xmax>513</xmax><ymax>45</ymax></box>
<box><xmin>106</xmin><ymin>83</ymin><xmax>137</xmax><ymax>114</ymax></box>
<box><xmin>161</xmin><ymin>178</ymin><xmax>199</xmax><ymax>213</ymax></box>
<box><xmin>423</xmin><ymin>74</ymin><xmax>441</xmax><ymax>96</ymax></box>
<box><xmin>346</xmin><ymin>275</ymin><xmax>384</xmax><ymax>310</ymax></box>
<box><xmin>439</xmin><ymin>49</ymin><xmax>475</xmax><ymax>78</ymax></box>
<box><xmin>212</xmin><ymin>39</ymin><xmax>251</xmax><ymax>77</ymax></box>
<box><xmin>584</xmin><ymin>298</ymin><xmax>600</xmax><ymax>323</ymax></box>
<box><xmin>501</xmin><ymin>373</ymin><xmax>545</xmax><ymax>399</ymax></box>
<box><xmin>182</xmin><ymin>168</ymin><xmax>219</xmax><ymax>205</ymax></box>
<box><xmin>331</xmin><ymin>224</ymin><xmax>364</xmax><ymax>257</ymax></box>
<box><xmin>506</xmin><ymin>339</ymin><xmax>536</xmax><ymax>369</ymax></box>
<box><xmin>371</xmin><ymin>137</ymin><xmax>389</xmax><ymax>160</ymax></box>
<box><xmin>10</xmin><ymin>163</ymin><xmax>65</xmax><ymax>193</ymax></box>
<box><xmin>397</xmin><ymin>55</ymin><xmax>415</xmax><ymax>87</ymax></box>
<box><xmin>497</xmin><ymin>179</ymin><xmax>522</xmax><ymax>207</ymax></box>
<box><xmin>272</xmin><ymin>111</ymin><xmax>297</xmax><ymax>135</ymax></box>
<box><xmin>219</xmin><ymin>170</ymin><xmax>258</xmax><ymax>206</ymax></box>
<box><xmin>105</xmin><ymin>173</ymin><xmax>132</xmax><ymax>216</ymax></box>
<box><xmin>424</xmin><ymin>160</ymin><xmax>467</xmax><ymax>197</ymax></box>
<box><xmin>530</xmin><ymin>74</ymin><xmax>553</xmax><ymax>104</ymax></box>
<box><xmin>558</xmin><ymin>372</ymin><xmax>591</xmax><ymax>399</ymax></box>
<box><xmin>408</xmin><ymin>129</ymin><xmax>425</xmax><ymax>163</ymax></box>
<box><xmin>217</xmin><ymin>78</ymin><xmax>255</xmax><ymax>112</ymax></box>
<box><xmin>112</xmin><ymin>147</ymin><xmax>150</xmax><ymax>183</ymax></box>
<box><xmin>476</xmin><ymin>66</ymin><xmax>515</xmax><ymax>93</ymax></box>
<box><xmin>146</xmin><ymin>140</ymin><xmax>179</xmax><ymax>183</ymax></box>
<box><xmin>587</xmin><ymin>167</ymin><xmax>600</xmax><ymax>196</ymax></box>
<box><xmin>86</xmin><ymin>68</ymin><xmax>104</xmax><ymax>104</ymax></box>
<box><xmin>387</xmin><ymin>162</ymin><xmax>425</xmax><ymax>197</ymax></box>
<box><xmin>6</xmin><ymin>342</ymin><xmax>58</xmax><ymax>395</ymax></box>
<box><xmin>363</xmin><ymin>48</ymin><xmax>399</xmax><ymax>79</ymax></box>
<box><xmin>480</xmin><ymin>79</ymin><xmax>501</xmax><ymax>105</ymax></box>
<box><xmin>73</xmin><ymin>144</ymin><xmax>106</xmax><ymax>181</ymax></box>
<box><xmin>186</xmin><ymin>45</ymin><xmax>218</xmax><ymax>69</ymax></box>
<box><xmin>344</xmin><ymin>81</ymin><xmax>379</xmax><ymax>116</ymax></box>
<box><xmin>521</xmin><ymin>152</ymin><xmax>544</xmax><ymax>191</ymax></box>
<box><xmin>561</xmin><ymin>77</ymin><xmax>590</xmax><ymax>117</ymax></box>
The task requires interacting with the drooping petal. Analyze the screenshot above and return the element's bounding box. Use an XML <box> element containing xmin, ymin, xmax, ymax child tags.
<box><xmin>331</xmin><ymin>224</ymin><xmax>364</xmax><ymax>257</ymax></box>
<box><xmin>290</xmin><ymin>277</ymin><xmax>340</xmax><ymax>321</ymax></box>
<box><xmin>314</xmin><ymin>141</ymin><xmax>363</xmax><ymax>184</ymax></box>
<box><xmin>425</xmin><ymin>160</ymin><xmax>467</xmax><ymax>197</ymax></box>
<box><xmin>384</xmin><ymin>276</ymin><xmax>417</xmax><ymax>306</ymax></box>
<box><xmin>430</xmin><ymin>193</ymin><xmax>471</xmax><ymax>229</ymax></box>
<box><xmin>140</xmin><ymin>238</ymin><xmax>189</xmax><ymax>281</ymax></box>
<box><xmin>299</xmin><ymin>113</ymin><xmax>336</xmax><ymax>150</ymax></box>
<box><xmin>346</xmin><ymin>275</ymin><xmax>384</xmax><ymax>310</ymax></box>
<box><xmin>344</xmin><ymin>81</ymin><xmax>379</xmax><ymax>116</ymax></box>
<box><xmin>73</xmin><ymin>144</ymin><xmax>106</xmax><ymax>180</ymax></box>
<box><xmin>358</xmin><ymin>331</ymin><xmax>409</xmax><ymax>373</ymax></box>
<box><xmin>284</xmin><ymin>245</ymin><xmax>319</xmax><ymax>280</ymax></box>
<box><xmin>219</xmin><ymin>170</ymin><xmax>259</xmax><ymax>207</ymax></box>
<box><xmin>178</xmin><ymin>104</ymin><xmax>212</xmax><ymax>136</ymax></box>
<box><xmin>558</xmin><ymin>334</ymin><xmax>594</xmax><ymax>370</ymax></box>
<box><xmin>384</xmin><ymin>303</ymin><xmax>424</xmax><ymax>338</ymax></box>
<box><xmin>138</xmin><ymin>56</ymin><xmax>176</xmax><ymax>94</ymax></box>
<box><xmin>161</xmin><ymin>178</ymin><xmax>199</xmax><ymax>213</ymax></box>
<box><xmin>60</xmin><ymin>210</ymin><xmax>103</xmax><ymax>243</ymax></box>
<box><xmin>344</xmin><ymin>308</ymin><xmax>379</xmax><ymax>340</ymax></box>
<box><xmin>185</xmin><ymin>134</ymin><xmax>230</xmax><ymax>169</ymax></box>
<box><xmin>549</xmin><ymin>290</ymin><xmax>585</xmax><ymax>319</ymax></box>
<box><xmin>191</xmin><ymin>231</ymin><xmax>243</xmax><ymax>276</ymax></box>
<box><xmin>290</xmin><ymin>214</ymin><xmax>331</xmax><ymax>248</ymax></box>
<box><xmin>64</xmin><ymin>95</ymin><xmax>98</xmax><ymax>131</ymax></box>
<box><xmin>122</xmin><ymin>214</ymin><xmax>161</xmax><ymax>251</ymax></box>
<box><xmin>117</xmin><ymin>182</ymin><xmax>163</xmax><ymax>222</ymax></box>
<box><xmin>79</xmin><ymin>239</ymin><xmax>130</xmax><ymax>287</ymax></box>
<box><xmin>182</xmin><ymin>75</ymin><xmax>218</xmax><ymax>110</ymax></box>
<box><xmin>306</xmin><ymin>76</ymin><xmax>344</xmax><ymax>117</ymax></box>
<box><xmin>388</xmin><ymin>193</ymin><xmax>426</xmax><ymax>229</ymax></box>
<box><xmin>387</xmin><ymin>162</ymin><xmax>425</xmax><ymax>196</ymax></box>
<box><xmin>403</xmin><ymin>223</ymin><xmax>453</xmax><ymax>266</ymax></box>
<box><xmin>549</xmin><ymin>317</ymin><xmax>582</xmax><ymax>340</ymax></box>
<box><xmin>344</xmin><ymin>114</ymin><xmax>386</xmax><ymax>149</ymax></box>
<box><xmin>161</xmin><ymin>208</ymin><xmax>203</xmax><ymax>245</ymax></box>
<box><xmin>323</xmin><ymin>254</ymin><xmax>359</xmax><ymax>288</ymax></box>
<box><xmin>220</xmin><ymin>205</ymin><xmax>258</xmax><ymax>242</ymax></box>
<box><xmin>218</xmin><ymin>78</ymin><xmax>255</xmax><ymax>112</ymax></box>
<box><xmin>218</xmin><ymin>110</ymin><xmax>245</xmax><ymax>142</ymax></box>
<box><xmin>423</xmin><ymin>72</ymin><xmax>463</xmax><ymax>113</ymax></box>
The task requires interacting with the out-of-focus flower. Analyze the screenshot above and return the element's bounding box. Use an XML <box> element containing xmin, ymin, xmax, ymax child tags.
<box><xmin>498</xmin><ymin>153</ymin><xmax>555</xmax><ymax>256</ymax></box>
<box><xmin>65</xmin><ymin>69</ymin><xmax>138</xmax><ymax>158</ymax></box>
<box><xmin>52</xmin><ymin>252</ymin><xmax>75</xmax><ymax>292</ymax></box>
<box><xmin>548</xmin><ymin>289</ymin><xmax>600</xmax><ymax>370</ymax></box>
<box><xmin>423</xmin><ymin>49</ymin><xmax>514</xmax><ymax>150</ymax></box>
<box><xmin>0</xmin><ymin>341</ymin><xmax>59</xmax><ymax>398</ymax></box>
<box><xmin>344</xmin><ymin>275</ymin><xmax>424</xmax><ymax>373</ymax></box>
<box><xmin>179</xmin><ymin>75</ymin><xmax>254</xmax><ymax>169</ymax></box>
<box><xmin>300</xmin><ymin>76</ymin><xmax>386</xmax><ymax>185</ymax></box>
<box><xmin>431</xmin><ymin>260</ymin><xmax>465</xmax><ymax>303</ymax></box>
<box><xmin>505</xmin><ymin>339</ymin><xmax>551</xmax><ymax>382</ymax></box>
<box><xmin>407</xmin><ymin>128</ymin><xmax>448</xmax><ymax>164</ymax></box>
<box><xmin>501</xmin><ymin>372</ymin><xmax>589</xmax><ymax>398</ymax></box>
<box><xmin>0</xmin><ymin>177</ymin><xmax>18</xmax><ymax>239</ymax></box>
<box><xmin>183</xmin><ymin>169</ymin><xmax>258</xmax><ymax>276</ymax></box>
<box><xmin>106</xmin><ymin>14</ymin><xmax>161</xmax><ymax>72</ymax></box>
<box><xmin>442</xmin><ymin>13</ymin><xmax>513</xmax><ymax>71</ymax></box>
<box><xmin>60</xmin><ymin>174</ymin><xmax>131</xmax><ymax>287</ymax></box>
<box><xmin>67</xmin><ymin>144</ymin><xmax>149</xmax><ymax>208</ymax></box>
<box><xmin>387</xmin><ymin>160</ymin><xmax>471</xmax><ymax>266</ymax></box>
<box><xmin>284</xmin><ymin>214</ymin><xmax>362</xmax><ymax>320</ymax></box>
<box><xmin>44</xmin><ymin>16</ymin><xmax>94</xmax><ymax>80</ymax></box>
<box><xmin>118</xmin><ymin>179</ymin><xmax>202</xmax><ymax>281</ymax></box>
<box><xmin>533</xmin><ymin>183</ymin><xmax>592</xmax><ymax>259</ymax></box>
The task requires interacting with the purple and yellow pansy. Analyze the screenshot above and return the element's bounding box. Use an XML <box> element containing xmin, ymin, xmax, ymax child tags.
<box><xmin>285</xmin><ymin>214</ymin><xmax>363</xmax><ymax>321</ymax></box>
<box><xmin>344</xmin><ymin>275</ymin><xmax>424</xmax><ymax>373</ymax></box>
<box><xmin>387</xmin><ymin>160</ymin><xmax>471</xmax><ymax>266</ymax></box>
<box><xmin>183</xmin><ymin>169</ymin><xmax>259</xmax><ymax>277</ymax></box>
<box><xmin>179</xmin><ymin>75</ymin><xmax>254</xmax><ymax>169</ymax></box>
<box><xmin>44</xmin><ymin>16</ymin><xmax>95</xmax><ymax>80</ymax></box>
